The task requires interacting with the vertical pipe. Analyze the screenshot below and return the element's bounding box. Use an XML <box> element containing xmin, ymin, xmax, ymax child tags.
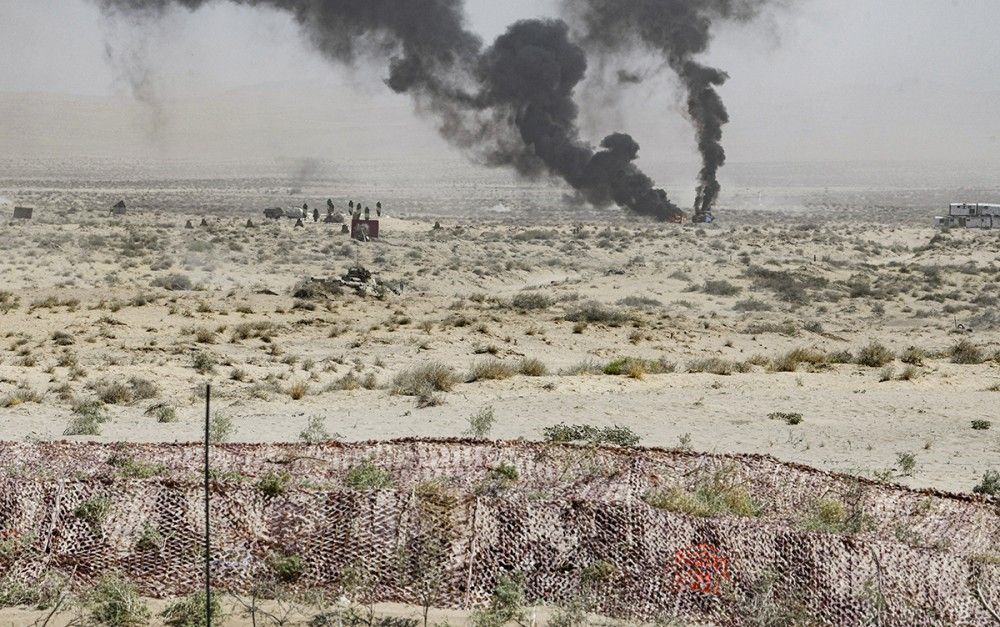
<box><xmin>205</xmin><ymin>383</ymin><xmax>212</xmax><ymax>627</ymax></box>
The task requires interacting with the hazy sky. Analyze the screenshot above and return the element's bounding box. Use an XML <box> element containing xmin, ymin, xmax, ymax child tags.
<box><xmin>2</xmin><ymin>0</ymin><xmax>1000</xmax><ymax>170</ymax></box>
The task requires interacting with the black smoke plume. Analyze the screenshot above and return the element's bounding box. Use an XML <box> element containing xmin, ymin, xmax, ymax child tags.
<box><xmin>472</xmin><ymin>19</ymin><xmax>680</xmax><ymax>219</ymax></box>
<box><xmin>563</xmin><ymin>0</ymin><xmax>779</xmax><ymax>218</ymax></box>
<box><xmin>94</xmin><ymin>0</ymin><xmax>776</xmax><ymax>221</ymax></box>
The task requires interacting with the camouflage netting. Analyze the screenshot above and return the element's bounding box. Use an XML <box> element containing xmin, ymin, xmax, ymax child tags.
<box><xmin>0</xmin><ymin>439</ymin><xmax>997</xmax><ymax>625</ymax></box>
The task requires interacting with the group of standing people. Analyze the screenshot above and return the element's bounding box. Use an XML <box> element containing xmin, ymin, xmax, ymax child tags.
<box><xmin>298</xmin><ymin>199</ymin><xmax>384</xmax><ymax>223</ymax></box>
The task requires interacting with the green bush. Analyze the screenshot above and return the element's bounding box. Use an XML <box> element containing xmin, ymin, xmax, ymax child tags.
<box><xmin>645</xmin><ymin>469</ymin><xmax>761</xmax><ymax>518</ymax></box>
<box><xmin>471</xmin><ymin>573</ymin><xmax>526</xmax><ymax>627</ymax></box>
<box><xmin>768</xmin><ymin>412</ymin><xmax>803</xmax><ymax>425</ymax></box>
<box><xmin>466</xmin><ymin>405</ymin><xmax>496</xmax><ymax>439</ymax></box>
<box><xmin>75</xmin><ymin>496</ymin><xmax>112</xmax><ymax>528</ymax></box>
<box><xmin>973</xmin><ymin>470</ymin><xmax>999</xmax><ymax>496</ymax></box>
<box><xmin>344</xmin><ymin>460</ymin><xmax>393</xmax><ymax>491</ymax></box>
<box><xmin>109</xmin><ymin>453</ymin><xmax>165</xmax><ymax>479</ymax></box>
<box><xmin>800</xmin><ymin>496</ymin><xmax>873</xmax><ymax>535</ymax></box>
<box><xmin>135</xmin><ymin>524</ymin><xmax>164</xmax><ymax>551</ymax></box>
<box><xmin>543</xmin><ymin>423</ymin><xmax>639</xmax><ymax>447</ymax></box>
<box><xmin>87</xmin><ymin>575</ymin><xmax>150</xmax><ymax>627</ymax></box>
<box><xmin>268</xmin><ymin>552</ymin><xmax>306</xmax><ymax>583</ymax></box>
<box><xmin>208</xmin><ymin>412</ymin><xmax>235</xmax><ymax>443</ymax></box>
<box><xmin>256</xmin><ymin>470</ymin><xmax>292</xmax><ymax>497</ymax></box>
<box><xmin>299</xmin><ymin>415</ymin><xmax>331</xmax><ymax>443</ymax></box>
<box><xmin>161</xmin><ymin>590</ymin><xmax>224</xmax><ymax>626</ymax></box>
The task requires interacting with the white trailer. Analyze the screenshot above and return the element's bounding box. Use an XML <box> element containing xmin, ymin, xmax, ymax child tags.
<box><xmin>937</xmin><ymin>203</ymin><xmax>1000</xmax><ymax>229</ymax></box>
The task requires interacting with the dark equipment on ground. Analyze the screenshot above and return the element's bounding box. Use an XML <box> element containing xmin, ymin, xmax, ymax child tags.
<box><xmin>12</xmin><ymin>206</ymin><xmax>33</xmax><ymax>220</ymax></box>
<box><xmin>111</xmin><ymin>200</ymin><xmax>127</xmax><ymax>216</ymax></box>
<box><xmin>351</xmin><ymin>215</ymin><xmax>379</xmax><ymax>240</ymax></box>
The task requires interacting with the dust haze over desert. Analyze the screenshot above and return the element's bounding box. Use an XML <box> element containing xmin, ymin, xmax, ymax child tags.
<box><xmin>1</xmin><ymin>1</ymin><xmax>1000</xmax><ymax>626</ymax></box>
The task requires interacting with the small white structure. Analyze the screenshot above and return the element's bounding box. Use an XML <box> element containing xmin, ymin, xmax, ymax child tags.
<box><xmin>935</xmin><ymin>203</ymin><xmax>1000</xmax><ymax>229</ymax></box>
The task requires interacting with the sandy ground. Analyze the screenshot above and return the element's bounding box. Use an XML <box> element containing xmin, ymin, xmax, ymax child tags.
<box><xmin>1</xmin><ymin>210</ymin><xmax>999</xmax><ymax>496</ymax></box>
<box><xmin>1</xmin><ymin>598</ymin><xmax>648</xmax><ymax>627</ymax></box>
<box><xmin>2</xmin><ymin>185</ymin><xmax>1000</xmax><ymax>625</ymax></box>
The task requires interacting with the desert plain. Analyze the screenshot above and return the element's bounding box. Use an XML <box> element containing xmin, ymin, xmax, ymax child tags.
<box><xmin>1</xmin><ymin>161</ymin><xmax>999</xmax><ymax>625</ymax></box>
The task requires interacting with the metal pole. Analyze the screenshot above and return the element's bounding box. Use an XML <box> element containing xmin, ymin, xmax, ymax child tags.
<box><xmin>204</xmin><ymin>383</ymin><xmax>211</xmax><ymax>627</ymax></box>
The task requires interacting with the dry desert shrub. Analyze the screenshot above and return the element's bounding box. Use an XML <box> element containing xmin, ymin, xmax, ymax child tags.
<box><xmin>564</xmin><ymin>300</ymin><xmax>628</xmax><ymax>325</ymax></box>
<box><xmin>192</xmin><ymin>327</ymin><xmax>217</xmax><ymax>344</ymax></box>
<box><xmin>950</xmin><ymin>339</ymin><xmax>985</xmax><ymax>364</ymax></box>
<box><xmin>686</xmin><ymin>357</ymin><xmax>748</xmax><ymax>375</ymax></box>
<box><xmin>510</xmin><ymin>290</ymin><xmax>553</xmax><ymax>311</ymax></box>
<box><xmin>701</xmin><ymin>279</ymin><xmax>742</xmax><ymax>296</ymax></box>
<box><xmin>617</xmin><ymin>295</ymin><xmax>662</xmax><ymax>309</ymax></box>
<box><xmin>391</xmin><ymin>363</ymin><xmax>458</xmax><ymax>396</ymax></box>
<box><xmin>468</xmin><ymin>358</ymin><xmax>515</xmax><ymax>382</ymax></box>
<box><xmin>732</xmin><ymin>297</ymin><xmax>772</xmax><ymax>312</ymax></box>
<box><xmin>899</xmin><ymin>346</ymin><xmax>926</xmax><ymax>365</ymax></box>
<box><xmin>855</xmin><ymin>341</ymin><xmax>894</xmax><ymax>367</ymax></box>
<box><xmin>161</xmin><ymin>591</ymin><xmax>223</xmax><ymax>626</ymax></box>
<box><xmin>768</xmin><ymin>347</ymin><xmax>827</xmax><ymax>372</ymax></box>
<box><xmin>299</xmin><ymin>415</ymin><xmax>332</xmax><ymax>443</ymax></box>
<box><xmin>1</xmin><ymin>383</ymin><xmax>44</xmax><ymax>408</ymax></box>
<box><xmin>287</xmin><ymin>380</ymin><xmax>309</xmax><ymax>400</ymax></box>
<box><xmin>192</xmin><ymin>350</ymin><xmax>218</xmax><ymax>374</ymax></box>
<box><xmin>91</xmin><ymin>377</ymin><xmax>158</xmax><ymax>405</ymax></box>
<box><xmin>86</xmin><ymin>574</ymin><xmax>151</xmax><ymax>627</ymax></box>
<box><xmin>603</xmin><ymin>357</ymin><xmax>674</xmax><ymax>379</ymax></box>
<box><xmin>465</xmin><ymin>405</ymin><xmax>496</xmax><ymax>439</ymax></box>
<box><xmin>0</xmin><ymin>291</ymin><xmax>19</xmax><ymax>313</ymax></box>
<box><xmin>150</xmin><ymin>273</ymin><xmax>193</xmax><ymax>291</ymax></box>
<box><xmin>516</xmin><ymin>357</ymin><xmax>548</xmax><ymax>377</ymax></box>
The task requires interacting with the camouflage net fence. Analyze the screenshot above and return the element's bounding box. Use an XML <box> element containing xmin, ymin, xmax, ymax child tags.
<box><xmin>0</xmin><ymin>439</ymin><xmax>997</xmax><ymax>625</ymax></box>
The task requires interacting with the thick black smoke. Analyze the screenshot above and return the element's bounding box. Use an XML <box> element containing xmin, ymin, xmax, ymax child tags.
<box><xmin>564</xmin><ymin>0</ymin><xmax>779</xmax><ymax>218</ymax></box>
<box><xmin>473</xmin><ymin>20</ymin><xmax>680</xmax><ymax>219</ymax></box>
<box><xmin>95</xmin><ymin>0</ymin><xmax>775</xmax><ymax>221</ymax></box>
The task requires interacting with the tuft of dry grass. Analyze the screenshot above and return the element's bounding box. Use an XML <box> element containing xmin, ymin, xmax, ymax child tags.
<box><xmin>468</xmin><ymin>358</ymin><xmax>516</xmax><ymax>382</ymax></box>
<box><xmin>391</xmin><ymin>363</ymin><xmax>458</xmax><ymax>396</ymax></box>
<box><xmin>687</xmin><ymin>357</ymin><xmax>748</xmax><ymax>376</ymax></box>
<box><xmin>288</xmin><ymin>380</ymin><xmax>309</xmax><ymax>400</ymax></box>
<box><xmin>769</xmin><ymin>347</ymin><xmax>827</xmax><ymax>373</ymax></box>
<box><xmin>855</xmin><ymin>342</ymin><xmax>894</xmax><ymax>368</ymax></box>
<box><xmin>950</xmin><ymin>339</ymin><xmax>984</xmax><ymax>364</ymax></box>
<box><xmin>1</xmin><ymin>383</ymin><xmax>45</xmax><ymax>408</ymax></box>
<box><xmin>516</xmin><ymin>357</ymin><xmax>548</xmax><ymax>377</ymax></box>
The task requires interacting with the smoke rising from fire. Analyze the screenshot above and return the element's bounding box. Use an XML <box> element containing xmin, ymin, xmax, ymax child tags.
<box><xmin>94</xmin><ymin>0</ymin><xmax>780</xmax><ymax>221</ymax></box>
<box><xmin>563</xmin><ymin>0</ymin><xmax>784</xmax><ymax>218</ymax></box>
